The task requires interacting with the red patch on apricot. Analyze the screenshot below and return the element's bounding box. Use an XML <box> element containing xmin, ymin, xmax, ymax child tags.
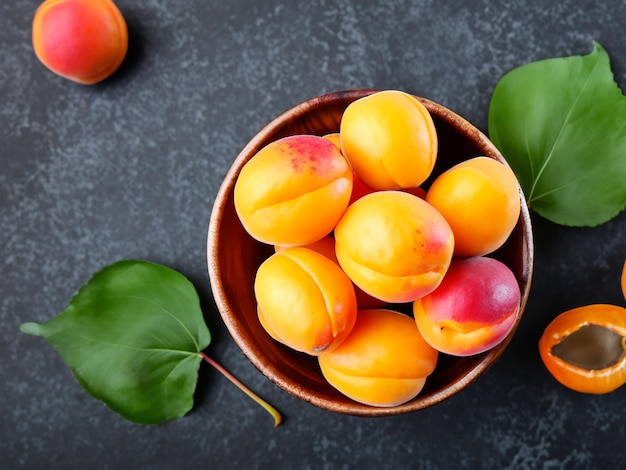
<box><xmin>32</xmin><ymin>0</ymin><xmax>128</xmax><ymax>84</ymax></box>
<box><xmin>413</xmin><ymin>257</ymin><xmax>521</xmax><ymax>356</ymax></box>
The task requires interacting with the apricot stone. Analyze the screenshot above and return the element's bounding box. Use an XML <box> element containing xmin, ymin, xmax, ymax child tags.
<box><xmin>318</xmin><ymin>309</ymin><xmax>438</xmax><ymax>407</ymax></box>
<box><xmin>334</xmin><ymin>191</ymin><xmax>454</xmax><ymax>303</ymax></box>
<box><xmin>234</xmin><ymin>135</ymin><xmax>353</xmax><ymax>246</ymax></box>
<box><xmin>254</xmin><ymin>247</ymin><xmax>357</xmax><ymax>355</ymax></box>
<box><xmin>426</xmin><ymin>156</ymin><xmax>521</xmax><ymax>257</ymax></box>
<box><xmin>413</xmin><ymin>256</ymin><xmax>521</xmax><ymax>356</ymax></box>
<box><xmin>339</xmin><ymin>90</ymin><xmax>438</xmax><ymax>190</ymax></box>
<box><xmin>32</xmin><ymin>0</ymin><xmax>128</xmax><ymax>84</ymax></box>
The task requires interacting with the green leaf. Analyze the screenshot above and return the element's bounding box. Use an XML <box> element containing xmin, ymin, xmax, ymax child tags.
<box><xmin>488</xmin><ymin>42</ymin><xmax>626</xmax><ymax>226</ymax></box>
<box><xmin>20</xmin><ymin>260</ymin><xmax>211</xmax><ymax>424</ymax></box>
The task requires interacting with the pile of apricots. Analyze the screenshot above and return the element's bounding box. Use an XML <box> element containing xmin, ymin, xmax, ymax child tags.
<box><xmin>234</xmin><ymin>90</ymin><xmax>523</xmax><ymax>407</ymax></box>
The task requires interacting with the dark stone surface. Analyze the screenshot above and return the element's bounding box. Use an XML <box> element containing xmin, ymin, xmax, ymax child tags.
<box><xmin>2</xmin><ymin>1</ymin><xmax>625</xmax><ymax>468</ymax></box>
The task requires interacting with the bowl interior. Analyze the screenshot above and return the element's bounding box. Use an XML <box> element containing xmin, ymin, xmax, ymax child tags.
<box><xmin>208</xmin><ymin>90</ymin><xmax>533</xmax><ymax>416</ymax></box>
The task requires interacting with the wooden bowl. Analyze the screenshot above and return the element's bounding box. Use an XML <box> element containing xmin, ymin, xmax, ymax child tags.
<box><xmin>207</xmin><ymin>90</ymin><xmax>534</xmax><ymax>416</ymax></box>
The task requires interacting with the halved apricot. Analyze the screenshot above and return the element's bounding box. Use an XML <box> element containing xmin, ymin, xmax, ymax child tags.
<box><xmin>539</xmin><ymin>304</ymin><xmax>626</xmax><ymax>394</ymax></box>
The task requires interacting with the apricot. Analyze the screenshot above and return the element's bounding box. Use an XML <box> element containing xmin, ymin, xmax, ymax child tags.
<box><xmin>413</xmin><ymin>256</ymin><xmax>521</xmax><ymax>356</ymax></box>
<box><xmin>426</xmin><ymin>156</ymin><xmax>521</xmax><ymax>257</ymax></box>
<box><xmin>622</xmin><ymin>260</ymin><xmax>626</xmax><ymax>301</ymax></box>
<box><xmin>318</xmin><ymin>309</ymin><xmax>438</xmax><ymax>407</ymax></box>
<box><xmin>234</xmin><ymin>135</ymin><xmax>353</xmax><ymax>246</ymax></box>
<box><xmin>339</xmin><ymin>90</ymin><xmax>437</xmax><ymax>190</ymax></box>
<box><xmin>539</xmin><ymin>304</ymin><xmax>626</xmax><ymax>394</ymax></box>
<box><xmin>254</xmin><ymin>247</ymin><xmax>357</xmax><ymax>355</ymax></box>
<box><xmin>276</xmin><ymin>236</ymin><xmax>386</xmax><ymax>310</ymax></box>
<box><xmin>334</xmin><ymin>191</ymin><xmax>454</xmax><ymax>303</ymax></box>
<box><xmin>32</xmin><ymin>0</ymin><xmax>128</xmax><ymax>84</ymax></box>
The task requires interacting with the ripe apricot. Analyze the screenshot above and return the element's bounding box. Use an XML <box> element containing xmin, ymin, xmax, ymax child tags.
<box><xmin>318</xmin><ymin>309</ymin><xmax>438</xmax><ymax>407</ymax></box>
<box><xmin>413</xmin><ymin>257</ymin><xmax>521</xmax><ymax>356</ymax></box>
<box><xmin>234</xmin><ymin>135</ymin><xmax>353</xmax><ymax>246</ymax></box>
<box><xmin>339</xmin><ymin>90</ymin><xmax>438</xmax><ymax>190</ymax></box>
<box><xmin>254</xmin><ymin>247</ymin><xmax>357</xmax><ymax>355</ymax></box>
<box><xmin>334</xmin><ymin>191</ymin><xmax>454</xmax><ymax>303</ymax></box>
<box><xmin>32</xmin><ymin>0</ymin><xmax>128</xmax><ymax>84</ymax></box>
<box><xmin>539</xmin><ymin>304</ymin><xmax>626</xmax><ymax>394</ymax></box>
<box><xmin>426</xmin><ymin>156</ymin><xmax>521</xmax><ymax>257</ymax></box>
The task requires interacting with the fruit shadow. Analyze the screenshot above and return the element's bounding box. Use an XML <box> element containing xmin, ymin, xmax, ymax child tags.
<box><xmin>95</xmin><ymin>13</ymin><xmax>145</xmax><ymax>87</ymax></box>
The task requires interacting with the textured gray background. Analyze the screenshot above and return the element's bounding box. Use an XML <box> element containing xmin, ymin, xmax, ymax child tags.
<box><xmin>2</xmin><ymin>0</ymin><xmax>626</xmax><ymax>469</ymax></box>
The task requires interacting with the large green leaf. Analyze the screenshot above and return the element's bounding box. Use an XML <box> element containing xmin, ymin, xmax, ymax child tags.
<box><xmin>488</xmin><ymin>42</ymin><xmax>626</xmax><ymax>226</ymax></box>
<box><xmin>20</xmin><ymin>260</ymin><xmax>211</xmax><ymax>424</ymax></box>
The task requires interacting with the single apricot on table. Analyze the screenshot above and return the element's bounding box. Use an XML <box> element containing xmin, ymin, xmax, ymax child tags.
<box><xmin>426</xmin><ymin>156</ymin><xmax>521</xmax><ymax>257</ymax></box>
<box><xmin>334</xmin><ymin>190</ymin><xmax>454</xmax><ymax>304</ymax></box>
<box><xmin>234</xmin><ymin>135</ymin><xmax>353</xmax><ymax>246</ymax></box>
<box><xmin>413</xmin><ymin>256</ymin><xmax>521</xmax><ymax>356</ymax></box>
<box><xmin>32</xmin><ymin>0</ymin><xmax>128</xmax><ymax>84</ymax></box>
<box><xmin>539</xmin><ymin>304</ymin><xmax>626</xmax><ymax>394</ymax></box>
<box><xmin>254</xmin><ymin>247</ymin><xmax>357</xmax><ymax>355</ymax></box>
<box><xmin>318</xmin><ymin>308</ymin><xmax>439</xmax><ymax>407</ymax></box>
<box><xmin>339</xmin><ymin>90</ymin><xmax>438</xmax><ymax>190</ymax></box>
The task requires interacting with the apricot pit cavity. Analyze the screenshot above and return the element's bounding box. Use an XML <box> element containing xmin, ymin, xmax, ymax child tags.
<box><xmin>551</xmin><ymin>324</ymin><xmax>626</xmax><ymax>370</ymax></box>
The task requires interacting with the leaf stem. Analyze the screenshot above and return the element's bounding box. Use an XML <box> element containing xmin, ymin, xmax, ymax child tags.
<box><xmin>199</xmin><ymin>352</ymin><xmax>282</xmax><ymax>426</ymax></box>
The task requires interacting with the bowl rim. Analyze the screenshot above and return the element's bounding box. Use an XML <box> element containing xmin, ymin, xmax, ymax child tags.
<box><xmin>207</xmin><ymin>89</ymin><xmax>534</xmax><ymax>416</ymax></box>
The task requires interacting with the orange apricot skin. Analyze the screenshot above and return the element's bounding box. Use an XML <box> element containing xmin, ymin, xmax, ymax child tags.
<box><xmin>32</xmin><ymin>0</ymin><xmax>128</xmax><ymax>84</ymax></box>
<box><xmin>254</xmin><ymin>247</ymin><xmax>357</xmax><ymax>355</ymax></box>
<box><xmin>276</xmin><ymin>237</ymin><xmax>386</xmax><ymax>310</ymax></box>
<box><xmin>426</xmin><ymin>156</ymin><xmax>521</xmax><ymax>257</ymax></box>
<box><xmin>339</xmin><ymin>90</ymin><xmax>438</xmax><ymax>190</ymax></box>
<box><xmin>234</xmin><ymin>135</ymin><xmax>353</xmax><ymax>246</ymax></box>
<box><xmin>334</xmin><ymin>191</ymin><xmax>454</xmax><ymax>303</ymax></box>
<box><xmin>413</xmin><ymin>257</ymin><xmax>521</xmax><ymax>356</ymax></box>
<box><xmin>318</xmin><ymin>309</ymin><xmax>438</xmax><ymax>407</ymax></box>
<box><xmin>539</xmin><ymin>304</ymin><xmax>626</xmax><ymax>394</ymax></box>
